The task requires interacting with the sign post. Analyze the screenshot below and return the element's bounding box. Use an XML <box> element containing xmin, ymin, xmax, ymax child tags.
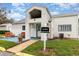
<box><xmin>41</xmin><ymin>27</ymin><xmax>49</xmax><ymax>51</ymax></box>
<box><xmin>44</xmin><ymin>39</ymin><xmax>46</xmax><ymax>51</ymax></box>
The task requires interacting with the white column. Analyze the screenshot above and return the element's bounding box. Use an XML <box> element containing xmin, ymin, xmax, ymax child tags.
<box><xmin>25</xmin><ymin>23</ymin><xmax>30</xmax><ymax>40</ymax></box>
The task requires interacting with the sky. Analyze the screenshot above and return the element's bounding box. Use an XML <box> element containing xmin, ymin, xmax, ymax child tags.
<box><xmin>0</xmin><ymin>3</ymin><xmax>79</xmax><ymax>21</ymax></box>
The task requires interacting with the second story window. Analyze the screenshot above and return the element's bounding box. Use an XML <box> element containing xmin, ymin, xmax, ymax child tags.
<box><xmin>29</xmin><ymin>9</ymin><xmax>41</xmax><ymax>19</ymax></box>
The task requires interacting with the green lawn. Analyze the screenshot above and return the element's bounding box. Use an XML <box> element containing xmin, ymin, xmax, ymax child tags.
<box><xmin>22</xmin><ymin>39</ymin><xmax>79</xmax><ymax>56</ymax></box>
<box><xmin>0</xmin><ymin>40</ymin><xmax>17</xmax><ymax>49</ymax></box>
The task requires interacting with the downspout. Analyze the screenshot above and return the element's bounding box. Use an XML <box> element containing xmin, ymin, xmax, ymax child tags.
<box><xmin>48</xmin><ymin>18</ymin><xmax>52</xmax><ymax>39</ymax></box>
<box><xmin>77</xmin><ymin>15</ymin><xmax>79</xmax><ymax>39</ymax></box>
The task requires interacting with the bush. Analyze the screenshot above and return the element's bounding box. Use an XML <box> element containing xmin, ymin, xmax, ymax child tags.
<box><xmin>0</xmin><ymin>30</ymin><xmax>10</xmax><ymax>34</ymax></box>
<box><xmin>4</xmin><ymin>32</ymin><xmax>15</xmax><ymax>37</ymax></box>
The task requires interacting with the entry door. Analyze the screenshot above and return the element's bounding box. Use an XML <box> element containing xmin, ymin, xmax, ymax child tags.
<box><xmin>36</xmin><ymin>23</ymin><xmax>41</xmax><ymax>38</ymax></box>
<box><xmin>59</xmin><ymin>33</ymin><xmax>64</xmax><ymax>39</ymax></box>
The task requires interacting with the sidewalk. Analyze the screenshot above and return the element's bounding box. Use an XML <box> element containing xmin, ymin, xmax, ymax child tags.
<box><xmin>7</xmin><ymin>40</ymin><xmax>38</xmax><ymax>53</ymax></box>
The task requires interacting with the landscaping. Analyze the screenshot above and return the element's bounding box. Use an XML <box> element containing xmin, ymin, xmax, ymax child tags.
<box><xmin>22</xmin><ymin>39</ymin><xmax>79</xmax><ymax>56</ymax></box>
<box><xmin>0</xmin><ymin>40</ymin><xmax>17</xmax><ymax>49</ymax></box>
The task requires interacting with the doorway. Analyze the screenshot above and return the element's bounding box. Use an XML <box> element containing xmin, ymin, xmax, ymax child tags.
<box><xmin>29</xmin><ymin>23</ymin><xmax>41</xmax><ymax>39</ymax></box>
<box><xmin>59</xmin><ymin>33</ymin><xmax>64</xmax><ymax>39</ymax></box>
<box><xmin>36</xmin><ymin>23</ymin><xmax>41</xmax><ymax>39</ymax></box>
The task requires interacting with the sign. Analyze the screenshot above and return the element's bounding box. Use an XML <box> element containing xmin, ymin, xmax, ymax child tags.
<box><xmin>41</xmin><ymin>27</ymin><xmax>49</xmax><ymax>33</ymax></box>
<box><xmin>41</xmin><ymin>27</ymin><xmax>49</xmax><ymax>51</ymax></box>
<box><xmin>41</xmin><ymin>33</ymin><xmax>47</xmax><ymax>51</ymax></box>
<box><xmin>41</xmin><ymin>27</ymin><xmax>48</xmax><ymax>51</ymax></box>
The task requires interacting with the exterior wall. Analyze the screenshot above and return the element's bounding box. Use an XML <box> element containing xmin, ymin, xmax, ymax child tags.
<box><xmin>25</xmin><ymin>6</ymin><xmax>50</xmax><ymax>40</ymax></box>
<box><xmin>27</xmin><ymin>8</ymin><xmax>50</xmax><ymax>24</ymax></box>
<box><xmin>6</xmin><ymin>24</ymin><xmax>12</xmax><ymax>31</ymax></box>
<box><xmin>25</xmin><ymin>6</ymin><xmax>79</xmax><ymax>39</ymax></box>
<box><xmin>78</xmin><ymin>15</ymin><xmax>79</xmax><ymax>38</ymax></box>
<box><xmin>0</xmin><ymin>23</ymin><xmax>12</xmax><ymax>31</ymax></box>
<box><xmin>10</xmin><ymin>24</ymin><xmax>25</xmax><ymax>36</ymax></box>
<box><xmin>0</xmin><ymin>26</ymin><xmax>6</xmax><ymax>30</ymax></box>
<box><xmin>51</xmin><ymin>15</ymin><xmax>78</xmax><ymax>38</ymax></box>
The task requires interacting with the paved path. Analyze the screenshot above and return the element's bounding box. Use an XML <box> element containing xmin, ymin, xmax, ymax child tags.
<box><xmin>7</xmin><ymin>40</ymin><xmax>38</xmax><ymax>53</ymax></box>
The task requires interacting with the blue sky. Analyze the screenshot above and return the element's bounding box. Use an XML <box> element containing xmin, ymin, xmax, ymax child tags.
<box><xmin>0</xmin><ymin>3</ymin><xmax>79</xmax><ymax>21</ymax></box>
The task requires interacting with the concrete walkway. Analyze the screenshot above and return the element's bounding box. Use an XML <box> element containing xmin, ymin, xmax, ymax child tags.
<box><xmin>7</xmin><ymin>40</ymin><xmax>38</xmax><ymax>53</ymax></box>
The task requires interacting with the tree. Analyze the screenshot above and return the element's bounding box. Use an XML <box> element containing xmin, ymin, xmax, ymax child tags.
<box><xmin>0</xmin><ymin>8</ymin><xmax>14</xmax><ymax>24</ymax></box>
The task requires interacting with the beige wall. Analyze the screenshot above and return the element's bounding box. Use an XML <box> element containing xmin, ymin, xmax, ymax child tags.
<box><xmin>25</xmin><ymin>6</ymin><xmax>50</xmax><ymax>40</ymax></box>
<box><xmin>10</xmin><ymin>24</ymin><xmax>25</xmax><ymax>36</ymax></box>
<box><xmin>51</xmin><ymin>15</ymin><xmax>78</xmax><ymax>38</ymax></box>
<box><xmin>0</xmin><ymin>23</ymin><xmax>12</xmax><ymax>31</ymax></box>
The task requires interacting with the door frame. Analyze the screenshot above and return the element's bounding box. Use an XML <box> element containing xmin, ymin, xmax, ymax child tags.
<box><xmin>36</xmin><ymin>23</ymin><xmax>41</xmax><ymax>39</ymax></box>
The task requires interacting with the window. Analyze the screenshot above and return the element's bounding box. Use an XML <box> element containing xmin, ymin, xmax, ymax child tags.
<box><xmin>58</xmin><ymin>25</ymin><xmax>72</xmax><ymax>31</ymax></box>
<box><xmin>29</xmin><ymin>9</ymin><xmax>41</xmax><ymax>19</ymax></box>
<box><xmin>36</xmin><ymin>24</ymin><xmax>41</xmax><ymax>31</ymax></box>
<box><xmin>22</xmin><ymin>25</ymin><xmax>25</xmax><ymax>30</ymax></box>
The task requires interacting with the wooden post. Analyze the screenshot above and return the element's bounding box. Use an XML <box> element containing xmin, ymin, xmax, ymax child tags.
<box><xmin>18</xmin><ymin>35</ymin><xmax>22</xmax><ymax>43</ymax></box>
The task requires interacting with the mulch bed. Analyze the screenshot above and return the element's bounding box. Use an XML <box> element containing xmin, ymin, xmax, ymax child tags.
<box><xmin>38</xmin><ymin>47</ymin><xmax>56</xmax><ymax>56</ymax></box>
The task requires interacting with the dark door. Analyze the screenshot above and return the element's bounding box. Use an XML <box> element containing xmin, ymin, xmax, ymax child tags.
<box><xmin>59</xmin><ymin>33</ymin><xmax>64</xmax><ymax>39</ymax></box>
<box><xmin>36</xmin><ymin>23</ymin><xmax>41</xmax><ymax>39</ymax></box>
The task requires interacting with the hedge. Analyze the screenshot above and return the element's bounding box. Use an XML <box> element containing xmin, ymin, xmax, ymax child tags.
<box><xmin>0</xmin><ymin>30</ymin><xmax>10</xmax><ymax>34</ymax></box>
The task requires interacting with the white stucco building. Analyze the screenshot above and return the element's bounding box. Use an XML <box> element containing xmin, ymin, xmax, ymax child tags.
<box><xmin>52</xmin><ymin>14</ymin><xmax>79</xmax><ymax>39</ymax></box>
<box><xmin>25</xmin><ymin>6</ymin><xmax>79</xmax><ymax>40</ymax></box>
<box><xmin>11</xmin><ymin>19</ymin><xmax>25</xmax><ymax>36</ymax></box>
<box><xmin>0</xmin><ymin>20</ymin><xmax>25</xmax><ymax>36</ymax></box>
<box><xmin>0</xmin><ymin>6</ymin><xmax>79</xmax><ymax>40</ymax></box>
<box><xmin>0</xmin><ymin>23</ymin><xmax>12</xmax><ymax>31</ymax></box>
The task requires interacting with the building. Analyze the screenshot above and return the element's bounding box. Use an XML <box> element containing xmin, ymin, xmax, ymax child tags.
<box><xmin>0</xmin><ymin>6</ymin><xmax>79</xmax><ymax>40</ymax></box>
<box><xmin>0</xmin><ymin>23</ymin><xmax>12</xmax><ymax>31</ymax></box>
<box><xmin>52</xmin><ymin>14</ymin><xmax>79</xmax><ymax>39</ymax></box>
<box><xmin>0</xmin><ymin>20</ymin><xmax>25</xmax><ymax>36</ymax></box>
<box><xmin>11</xmin><ymin>19</ymin><xmax>25</xmax><ymax>36</ymax></box>
<box><xmin>25</xmin><ymin>6</ymin><xmax>79</xmax><ymax>40</ymax></box>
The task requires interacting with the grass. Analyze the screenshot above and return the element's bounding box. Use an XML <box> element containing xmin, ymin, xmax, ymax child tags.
<box><xmin>0</xmin><ymin>40</ymin><xmax>17</xmax><ymax>49</ymax></box>
<box><xmin>22</xmin><ymin>39</ymin><xmax>79</xmax><ymax>56</ymax></box>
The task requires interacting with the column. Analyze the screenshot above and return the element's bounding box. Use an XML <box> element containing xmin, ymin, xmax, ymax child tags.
<box><xmin>25</xmin><ymin>23</ymin><xmax>30</xmax><ymax>40</ymax></box>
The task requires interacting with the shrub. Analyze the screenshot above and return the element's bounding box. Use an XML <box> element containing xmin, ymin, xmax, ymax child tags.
<box><xmin>4</xmin><ymin>32</ymin><xmax>15</xmax><ymax>37</ymax></box>
<box><xmin>0</xmin><ymin>30</ymin><xmax>10</xmax><ymax>34</ymax></box>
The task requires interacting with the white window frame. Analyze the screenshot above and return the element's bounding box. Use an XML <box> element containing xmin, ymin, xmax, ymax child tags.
<box><xmin>58</xmin><ymin>24</ymin><xmax>72</xmax><ymax>32</ymax></box>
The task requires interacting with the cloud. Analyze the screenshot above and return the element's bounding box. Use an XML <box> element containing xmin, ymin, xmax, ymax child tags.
<box><xmin>14</xmin><ymin>7</ymin><xmax>25</xmax><ymax>12</ymax></box>
<box><xmin>50</xmin><ymin>11</ymin><xmax>60</xmax><ymax>15</ymax></box>
<box><xmin>48</xmin><ymin>3</ymin><xmax>78</xmax><ymax>12</ymax></box>
<box><xmin>11</xmin><ymin>3</ymin><xmax>26</xmax><ymax>13</ymax></box>
<box><xmin>7</xmin><ymin>3</ymin><xmax>26</xmax><ymax>21</ymax></box>
<box><xmin>55</xmin><ymin>3</ymin><xmax>77</xmax><ymax>9</ymax></box>
<box><xmin>7</xmin><ymin>11</ymin><xmax>25</xmax><ymax>21</ymax></box>
<box><xmin>12</xmin><ymin>3</ymin><xmax>25</xmax><ymax>7</ymax></box>
<box><xmin>48</xmin><ymin>3</ymin><xmax>55</xmax><ymax>6</ymax></box>
<box><xmin>74</xmin><ymin>7</ymin><xmax>79</xmax><ymax>12</ymax></box>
